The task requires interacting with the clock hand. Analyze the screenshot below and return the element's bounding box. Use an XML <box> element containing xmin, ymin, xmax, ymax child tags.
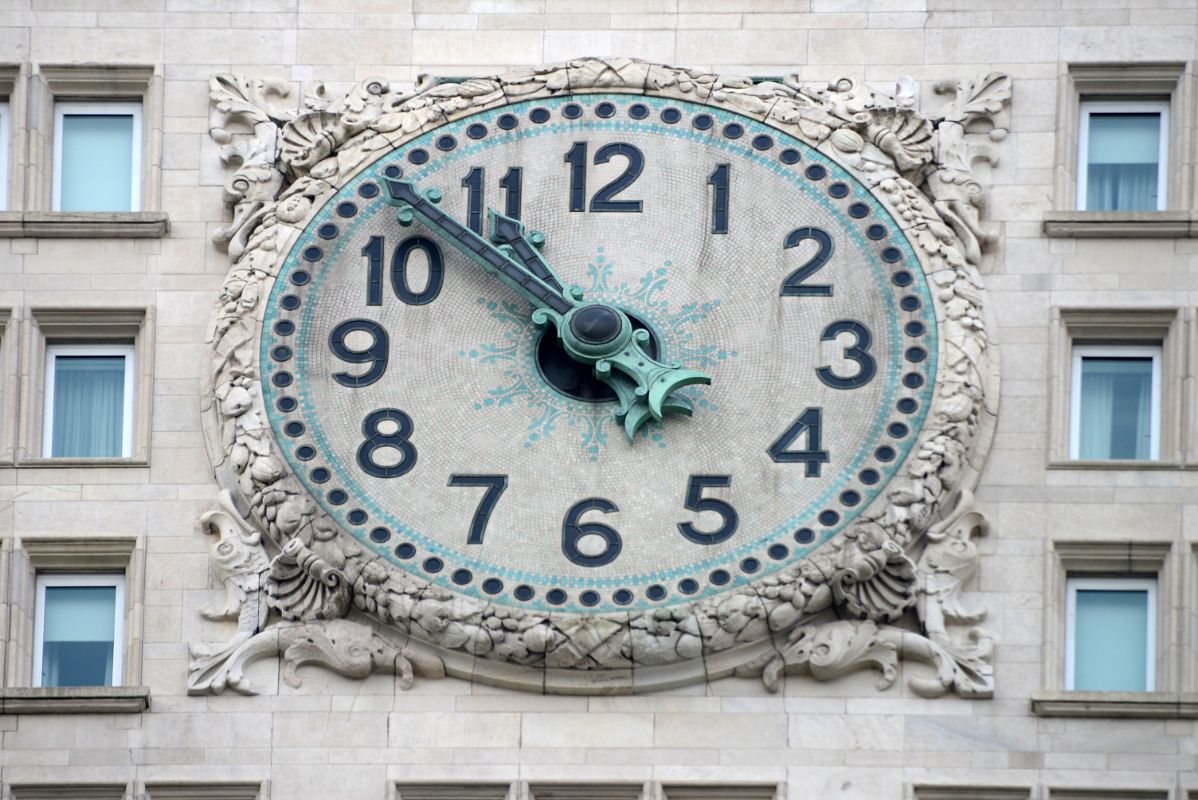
<box><xmin>487</xmin><ymin>210</ymin><xmax>564</xmax><ymax>294</ymax></box>
<box><xmin>383</xmin><ymin>176</ymin><xmax>711</xmax><ymax>438</ymax></box>
<box><xmin>385</xmin><ymin>178</ymin><xmax>573</xmax><ymax>316</ymax></box>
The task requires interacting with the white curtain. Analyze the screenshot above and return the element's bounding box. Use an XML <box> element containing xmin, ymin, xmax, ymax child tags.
<box><xmin>1085</xmin><ymin>112</ymin><xmax>1161</xmax><ymax>211</ymax></box>
<box><xmin>51</xmin><ymin>355</ymin><xmax>125</xmax><ymax>457</ymax></box>
<box><xmin>1079</xmin><ymin>357</ymin><xmax>1152</xmax><ymax>460</ymax></box>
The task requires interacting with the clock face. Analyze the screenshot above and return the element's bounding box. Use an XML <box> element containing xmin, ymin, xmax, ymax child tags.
<box><xmin>260</xmin><ymin>92</ymin><xmax>937</xmax><ymax>614</ymax></box>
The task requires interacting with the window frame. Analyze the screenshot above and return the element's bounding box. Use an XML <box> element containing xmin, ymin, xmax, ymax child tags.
<box><xmin>1068</xmin><ymin>343</ymin><xmax>1161</xmax><ymax>461</ymax></box>
<box><xmin>1075</xmin><ymin>99</ymin><xmax>1169</xmax><ymax>212</ymax></box>
<box><xmin>0</xmin><ymin>98</ymin><xmax>9</xmax><ymax>212</ymax></box>
<box><xmin>41</xmin><ymin>341</ymin><xmax>135</xmax><ymax>459</ymax></box>
<box><xmin>1064</xmin><ymin>575</ymin><xmax>1157</xmax><ymax>692</ymax></box>
<box><xmin>51</xmin><ymin>100</ymin><xmax>143</xmax><ymax>213</ymax></box>
<box><xmin>32</xmin><ymin>572</ymin><xmax>126</xmax><ymax>688</ymax></box>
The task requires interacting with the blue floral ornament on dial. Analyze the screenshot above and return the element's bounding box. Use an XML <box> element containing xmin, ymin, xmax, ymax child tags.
<box><xmin>260</xmin><ymin>93</ymin><xmax>937</xmax><ymax>615</ymax></box>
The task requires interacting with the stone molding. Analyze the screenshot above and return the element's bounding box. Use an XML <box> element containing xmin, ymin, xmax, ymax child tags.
<box><xmin>0</xmin><ymin>210</ymin><xmax>170</xmax><ymax>238</ymax></box>
<box><xmin>141</xmin><ymin>783</ymin><xmax>264</xmax><ymax>800</ymax></box>
<box><xmin>1030</xmin><ymin>689</ymin><xmax>1198</xmax><ymax>719</ymax></box>
<box><xmin>1042</xmin><ymin>210</ymin><xmax>1198</xmax><ymax>238</ymax></box>
<box><xmin>195</xmin><ymin>58</ymin><xmax>1008</xmax><ymax>696</ymax></box>
<box><xmin>0</xmin><ymin>685</ymin><xmax>149</xmax><ymax>714</ymax></box>
<box><xmin>0</xmin><ymin>307</ymin><xmax>17</xmax><ymax>465</ymax></box>
<box><xmin>6</xmin><ymin>785</ymin><xmax>128</xmax><ymax>800</ymax></box>
<box><xmin>911</xmin><ymin>789</ymin><xmax>1031</xmax><ymax>800</ymax></box>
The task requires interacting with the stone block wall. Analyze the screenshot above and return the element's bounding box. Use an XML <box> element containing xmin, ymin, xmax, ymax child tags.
<box><xmin>0</xmin><ymin>1</ymin><xmax>1197</xmax><ymax>798</ymax></box>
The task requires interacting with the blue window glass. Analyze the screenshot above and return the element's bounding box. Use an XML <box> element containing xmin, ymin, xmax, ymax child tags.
<box><xmin>58</xmin><ymin>113</ymin><xmax>136</xmax><ymax>212</ymax></box>
<box><xmin>40</xmin><ymin>585</ymin><xmax>118</xmax><ymax>687</ymax></box>
<box><xmin>50</xmin><ymin>354</ymin><xmax>127</xmax><ymax>458</ymax></box>
<box><xmin>1076</xmin><ymin>355</ymin><xmax>1154</xmax><ymax>460</ymax></box>
<box><xmin>1084</xmin><ymin>112</ymin><xmax>1162</xmax><ymax>211</ymax></box>
<box><xmin>1072</xmin><ymin>586</ymin><xmax>1151</xmax><ymax>692</ymax></box>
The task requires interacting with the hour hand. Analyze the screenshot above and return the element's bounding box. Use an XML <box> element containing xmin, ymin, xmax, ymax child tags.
<box><xmin>488</xmin><ymin>211</ymin><xmax>564</xmax><ymax>295</ymax></box>
<box><xmin>383</xmin><ymin>178</ymin><xmax>572</xmax><ymax>316</ymax></box>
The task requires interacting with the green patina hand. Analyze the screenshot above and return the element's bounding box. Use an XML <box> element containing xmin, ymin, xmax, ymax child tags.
<box><xmin>383</xmin><ymin>177</ymin><xmax>710</xmax><ymax>439</ymax></box>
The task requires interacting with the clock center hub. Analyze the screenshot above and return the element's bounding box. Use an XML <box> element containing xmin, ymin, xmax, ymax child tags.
<box><xmin>569</xmin><ymin>304</ymin><xmax>622</xmax><ymax>344</ymax></box>
<box><xmin>537</xmin><ymin>311</ymin><xmax>662</xmax><ymax>403</ymax></box>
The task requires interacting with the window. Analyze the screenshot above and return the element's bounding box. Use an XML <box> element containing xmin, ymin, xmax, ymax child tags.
<box><xmin>0</xmin><ymin>98</ymin><xmax>8</xmax><ymax>211</ymax></box>
<box><xmin>52</xmin><ymin>101</ymin><xmax>141</xmax><ymax>212</ymax></box>
<box><xmin>143</xmin><ymin>783</ymin><xmax>265</xmax><ymax>800</ymax></box>
<box><xmin>33</xmin><ymin>573</ymin><xmax>125</xmax><ymax>687</ymax></box>
<box><xmin>529</xmin><ymin>786</ymin><xmax>645</xmax><ymax>800</ymax></box>
<box><xmin>1044</xmin><ymin>63</ymin><xmax>1188</xmax><ymax>236</ymax></box>
<box><xmin>662</xmin><ymin>787</ymin><xmax>778</xmax><ymax>800</ymax></box>
<box><xmin>912</xmin><ymin>789</ymin><xmax>1031</xmax><ymax>800</ymax></box>
<box><xmin>1048</xmin><ymin>309</ymin><xmax>1180</xmax><ymax>467</ymax></box>
<box><xmin>1077</xmin><ymin>100</ymin><xmax>1167</xmax><ymax>211</ymax></box>
<box><xmin>0</xmin><ymin>537</ymin><xmax>146</xmax><ymax>707</ymax></box>
<box><xmin>17</xmin><ymin>307</ymin><xmax>154</xmax><ymax>465</ymax></box>
<box><xmin>1069</xmin><ymin>344</ymin><xmax>1160</xmax><ymax>461</ymax></box>
<box><xmin>395</xmin><ymin>786</ymin><xmax>511</xmax><ymax>800</ymax></box>
<box><xmin>8</xmin><ymin>785</ymin><xmax>128</xmax><ymax>800</ymax></box>
<box><xmin>42</xmin><ymin>342</ymin><xmax>135</xmax><ymax>458</ymax></box>
<box><xmin>1065</xmin><ymin>576</ymin><xmax>1156</xmax><ymax>692</ymax></box>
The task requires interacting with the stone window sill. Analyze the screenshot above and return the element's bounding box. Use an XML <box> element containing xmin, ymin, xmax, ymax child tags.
<box><xmin>13</xmin><ymin>457</ymin><xmax>149</xmax><ymax>469</ymax></box>
<box><xmin>0</xmin><ymin>211</ymin><xmax>169</xmax><ymax>238</ymax></box>
<box><xmin>1030</xmin><ymin>690</ymin><xmax>1198</xmax><ymax>719</ymax></box>
<box><xmin>1042</xmin><ymin>210</ymin><xmax>1195</xmax><ymax>238</ymax></box>
<box><xmin>1047</xmin><ymin>458</ymin><xmax>1182</xmax><ymax>471</ymax></box>
<box><xmin>0</xmin><ymin>686</ymin><xmax>150</xmax><ymax>714</ymax></box>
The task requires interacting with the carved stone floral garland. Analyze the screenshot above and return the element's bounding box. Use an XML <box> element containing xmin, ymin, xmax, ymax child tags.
<box><xmin>192</xmin><ymin>59</ymin><xmax>1009</xmax><ymax>697</ymax></box>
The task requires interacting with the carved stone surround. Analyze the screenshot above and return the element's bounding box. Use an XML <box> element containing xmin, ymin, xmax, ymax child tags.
<box><xmin>193</xmin><ymin>58</ymin><xmax>1010</xmax><ymax>696</ymax></box>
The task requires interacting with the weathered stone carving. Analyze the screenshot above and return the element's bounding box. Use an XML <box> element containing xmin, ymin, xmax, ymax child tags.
<box><xmin>197</xmin><ymin>58</ymin><xmax>1009</xmax><ymax>696</ymax></box>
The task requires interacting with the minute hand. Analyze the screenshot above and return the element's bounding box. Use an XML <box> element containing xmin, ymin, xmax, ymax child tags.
<box><xmin>384</xmin><ymin>178</ymin><xmax>572</xmax><ymax>316</ymax></box>
<box><xmin>383</xmin><ymin>176</ymin><xmax>711</xmax><ymax>438</ymax></box>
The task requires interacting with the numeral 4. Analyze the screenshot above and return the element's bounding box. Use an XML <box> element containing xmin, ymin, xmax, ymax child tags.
<box><xmin>768</xmin><ymin>407</ymin><xmax>829</xmax><ymax>477</ymax></box>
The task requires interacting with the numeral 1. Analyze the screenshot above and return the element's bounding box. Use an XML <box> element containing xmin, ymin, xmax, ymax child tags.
<box><xmin>708</xmin><ymin>164</ymin><xmax>729</xmax><ymax>234</ymax></box>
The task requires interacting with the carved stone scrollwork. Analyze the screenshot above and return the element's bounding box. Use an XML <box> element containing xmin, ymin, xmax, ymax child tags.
<box><xmin>196</xmin><ymin>58</ymin><xmax>1009</xmax><ymax>697</ymax></box>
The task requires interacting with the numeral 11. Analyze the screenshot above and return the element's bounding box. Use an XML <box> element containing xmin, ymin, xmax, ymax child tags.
<box><xmin>461</xmin><ymin>167</ymin><xmax>524</xmax><ymax>234</ymax></box>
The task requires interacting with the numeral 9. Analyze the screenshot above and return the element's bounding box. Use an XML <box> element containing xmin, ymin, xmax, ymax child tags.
<box><xmin>329</xmin><ymin>319</ymin><xmax>388</xmax><ymax>387</ymax></box>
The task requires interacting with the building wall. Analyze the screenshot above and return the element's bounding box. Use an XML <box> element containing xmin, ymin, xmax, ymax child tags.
<box><xmin>0</xmin><ymin>0</ymin><xmax>1197</xmax><ymax>798</ymax></box>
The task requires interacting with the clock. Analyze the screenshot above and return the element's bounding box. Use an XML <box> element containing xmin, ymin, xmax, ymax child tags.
<box><xmin>261</xmin><ymin>91</ymin><xmax>934</xmax><ymax>614</ymax></box>
<box><xmin>204</xmin><ymin>61</ymin><xmax>999</xmax><ymax>692</ymax></box>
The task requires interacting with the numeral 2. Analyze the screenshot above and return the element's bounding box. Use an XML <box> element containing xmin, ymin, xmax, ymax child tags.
<box><xmin>564</xmin><ymin>142</ymin><xmax>644</xmax><ymax>213</ymax></box>
<box><xmin>780</xmin><ymin>227</ymin><xmax>833</xmax><ymax>297</ymax></box>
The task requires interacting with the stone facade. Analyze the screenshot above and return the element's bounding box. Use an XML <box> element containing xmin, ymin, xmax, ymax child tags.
<box><xmin>0</xmin><ymin>1</ymin><xmax>1196</xmax><ymax>799</ymax></box>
